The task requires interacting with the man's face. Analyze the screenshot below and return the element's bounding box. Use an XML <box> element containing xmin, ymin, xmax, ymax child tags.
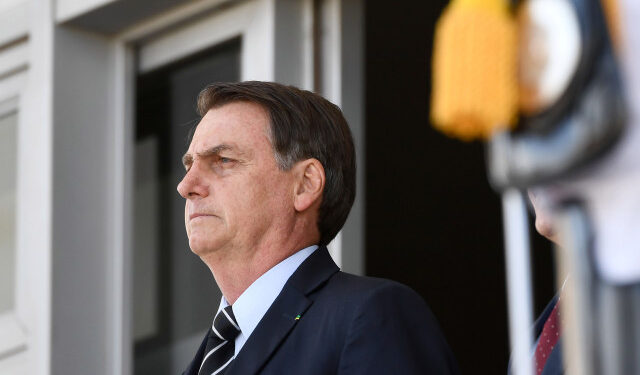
<box><xmin>177</xmin><ymin>102</ymin><xmax>295</xmax><ymax>257</ymax></box>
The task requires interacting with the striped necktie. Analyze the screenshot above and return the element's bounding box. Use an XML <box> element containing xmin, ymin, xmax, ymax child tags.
<box><xmin>198</xmin><ymin>306</ymin><xmax>241</xmax><ymax>375</ymax></box>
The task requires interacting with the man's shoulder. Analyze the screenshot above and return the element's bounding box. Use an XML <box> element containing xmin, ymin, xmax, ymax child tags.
<box><xmin>328</xmin><ymin>271</ymin><xmax>417</xmax><ymax>293</ymax></box>
<box><xmin>291</xmin><ymin>247</ymin><xmax>423</xmax><ymax>306</ymax></box>
<box><xmin>320</xmin><ymin>271</ymin><xmax>428</xmax><ymax>311</ymax></box>
<box><xmin>304</xmin><ymin>271</ymin><xmax>459</xmax><ymax>374</ymax></box>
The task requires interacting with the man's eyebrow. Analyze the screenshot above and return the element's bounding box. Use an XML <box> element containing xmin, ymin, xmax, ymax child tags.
<box><xmin>181</xmin><ymin>144</ymin><xmax>238</xmax><ymax>167</ymax></box>
<box><xmin>181</xmin><ymin>153</ymin><xmax>192</xmax><ymax>167</ymax></box>
<box><xmin>198</xmin><ymin>144</ymin><xmax>235</xmax><ymax>158</ymax></box>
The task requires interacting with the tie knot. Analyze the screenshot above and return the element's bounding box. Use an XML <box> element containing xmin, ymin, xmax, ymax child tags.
<box><xmin>212</xmin><ymin>306</ymin><xmax>241</xmax><ymax>341</ymax></box>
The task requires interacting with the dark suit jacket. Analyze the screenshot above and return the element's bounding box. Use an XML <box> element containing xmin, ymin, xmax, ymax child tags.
<box><xmin>184</xmin><ymin>246</ymin><xmax>459</xmax><ymax>374</ymax></box>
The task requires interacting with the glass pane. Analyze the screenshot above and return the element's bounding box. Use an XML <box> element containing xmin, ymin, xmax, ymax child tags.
<box><xmin>134</xmin><ymin>38</ymin><xmax>241</xmax><ymax>374</ymax></box>
<box><xmin>0</xmin><ymin>111</ymin><xmax>17</xmax><ymax>314</ymax></box>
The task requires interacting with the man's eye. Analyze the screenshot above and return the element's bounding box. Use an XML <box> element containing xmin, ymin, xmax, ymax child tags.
<box><xmin>215</xmin><ymin>157</ymin><xmax>236</xmax><ymax>168</ymax></box>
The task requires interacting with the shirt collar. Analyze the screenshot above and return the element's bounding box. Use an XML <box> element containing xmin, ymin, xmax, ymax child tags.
<box><xmin>216</xmin><ymin>245</ymin><xmax>318</xmax><ymax>340</ymax></box>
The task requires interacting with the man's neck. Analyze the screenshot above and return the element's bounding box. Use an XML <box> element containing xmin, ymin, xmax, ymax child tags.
<box><xmin>202</xmin><ymin>237</ymin><xmax>315</xmax><ymax>305</ymax></box>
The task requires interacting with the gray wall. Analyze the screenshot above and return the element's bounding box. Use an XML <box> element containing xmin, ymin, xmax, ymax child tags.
<box><xmin>51</xmin><ymin>27</ymin><xmax>116</xmax><ymax>374</ymax></box>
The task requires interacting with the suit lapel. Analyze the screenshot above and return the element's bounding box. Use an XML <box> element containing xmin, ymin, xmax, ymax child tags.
<box><xmin>226</xmin><ymin>247</ymin><xmax>339</xmax><ymax>375</ymax></box>
<box><xmin>226</xmin><ymin>285</ymin><xmax>311</xmax><ymax>374</ymax></box>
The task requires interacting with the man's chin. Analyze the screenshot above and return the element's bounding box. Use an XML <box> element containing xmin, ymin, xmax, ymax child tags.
<box><xmin>535</xmin><ymin>218</ymin><xmax>559</xmax><ymax>245</ymax></box>
<box><xmin>188</xmin><ymin>237</ymin><xmax>223</xmax><ymax>257</ymax></box>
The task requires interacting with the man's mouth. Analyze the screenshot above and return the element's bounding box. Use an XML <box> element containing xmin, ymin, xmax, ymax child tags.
<box><xmin>189</xmin><ymin>213</ymin><xmax>215</xmax><ymax>221</ymax></box>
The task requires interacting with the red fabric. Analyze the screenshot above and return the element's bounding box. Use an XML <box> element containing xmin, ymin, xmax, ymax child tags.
<box><xmin>534</xmin><ymin>302</ymin><xmax>561</xmax><ymax>375</ymax></box>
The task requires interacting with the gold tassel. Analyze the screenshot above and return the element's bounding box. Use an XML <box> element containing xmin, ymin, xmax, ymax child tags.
<box><xmin>431</xmin><ymin>0</ymin><xmax>518</xmax><ymax>141</ymax></box>
<box><xmin>600</xmin><ymin>0</ymin><xmax>622</xmax><ymax>53</ymax></box>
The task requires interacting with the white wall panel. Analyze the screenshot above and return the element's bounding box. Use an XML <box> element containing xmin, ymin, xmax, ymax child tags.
<box><xmin>50</xmin><ymin>27</ymin><xmax>117</xmax><ymax>375</ymax></box>
<box><xmin>0</xmin><ymin>111</ymin><xmax>17</xmax><ymax>315</ymax></box>
<box><xmin>55</xmin><ymin>0</ymin><xmax>117</xmax><ymax>23</ymax></box>
<box><xmin>138</xmin><ymin>0</ymin><xmax>274</xmax><ymax>78</ymax></box>
<box><xmin>0</xmin><ymin>41</ymin><xmax>28</xmax><ymax>78</ymax></box>
<box><xmin>0</xmin><ymin>0</ymin><xmax>27</xmax><ymax>47</ymax></box>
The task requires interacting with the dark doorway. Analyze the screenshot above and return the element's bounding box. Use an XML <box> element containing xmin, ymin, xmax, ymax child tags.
<box><xmin>364</xmin><ymin>2</ymin><xmax>555</xmax><ymax>373</ymax></box>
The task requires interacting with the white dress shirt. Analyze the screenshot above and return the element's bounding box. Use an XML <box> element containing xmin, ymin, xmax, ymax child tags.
<box><xmin>216</xmin><ymin>245</ymin><xmax>318</xmax><ymax>356</ymax></box>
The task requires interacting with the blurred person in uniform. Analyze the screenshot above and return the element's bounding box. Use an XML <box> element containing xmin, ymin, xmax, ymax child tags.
<box><xmin>514</xmin><ymin>0</ymin><xmax>640</xmax><ymax>372</ymax></box>
<box><xmin>177</xmin><ymin>81</ymin><xmax>459</xmax><ymax>375</ymax></box>
<box><xmin>527</xmin><ymin>189</ymin><xmax>564</xmax><ymax>375</ymax></box>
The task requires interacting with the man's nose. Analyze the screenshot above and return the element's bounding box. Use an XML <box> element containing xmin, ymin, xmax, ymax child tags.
<box><xmin>177</xmin><ymin>167</ymin><xmax>208</xmax><ymax>199</ymax></box>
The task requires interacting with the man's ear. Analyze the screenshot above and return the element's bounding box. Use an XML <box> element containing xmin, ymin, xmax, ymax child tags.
<box><xmin>293</xmin><ymin>158</ymin><xmax>325</xmax><ymax>212</ymax></box>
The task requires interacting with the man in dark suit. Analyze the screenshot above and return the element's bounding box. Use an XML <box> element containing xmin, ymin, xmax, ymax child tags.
<box><xmin>177</xmin><ymin>81</ymin><xmax>458</xmax><ymax>375</ymax></box>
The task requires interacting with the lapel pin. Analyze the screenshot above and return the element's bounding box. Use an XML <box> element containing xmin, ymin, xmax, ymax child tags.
<box><xmin>295</xmin><ymin>314</ymin><xmax>301</xmax><ymax>321</ymax></box>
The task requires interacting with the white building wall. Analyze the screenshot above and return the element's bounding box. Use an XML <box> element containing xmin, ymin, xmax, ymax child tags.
<box><xmin>56</xmin><ymin>0</ymin><xmax>117</xmax><ymax>22</ymax></box>
<box><xmin>0</xmin><ymin>0</ymin><xmax>27</xmax><ymax>47</ymax></box>
<box><xmin>0</xmin><ymin>0</ymin><xmax>54</xmax><ymax>374</ymax></box>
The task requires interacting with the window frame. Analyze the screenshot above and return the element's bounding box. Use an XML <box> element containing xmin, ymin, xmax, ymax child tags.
<box><xmin>0</xmin><ymin>82</ymin><xmax>27</xmax><ymax>361</ymax></box>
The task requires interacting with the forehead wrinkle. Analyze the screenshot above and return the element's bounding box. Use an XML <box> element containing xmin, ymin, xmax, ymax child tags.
<box><xmin>197</xmin><ymin>144</ymin><xmax>235</xmax><ymax>158</ymax></box>
<box><xmin>184</xmin><ymin>103</ymin><xmax>269</xmax><ymax>167</ymax></box>
<box><xmin>181</xmin><ymin>145</ymin><xmax>232</xmax><ymax>167</ymax></box>
<box><xmin>189</xmin><ymin>142</ymin><xmax>252</xmax><ymax>161</ymax></box>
